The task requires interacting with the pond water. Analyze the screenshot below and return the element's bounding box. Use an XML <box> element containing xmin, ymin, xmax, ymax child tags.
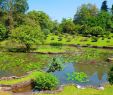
<box><xmin>53</xmin><ymin>62</ymin><xmax>108</xmax><ymax>86</ymax></box>
<box><xmin>0</xmin><ymin>46</ymin><xmax>113</xmax><ymax>87</ymax></box>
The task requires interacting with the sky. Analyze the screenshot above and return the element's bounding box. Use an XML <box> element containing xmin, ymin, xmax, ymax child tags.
<box><xmin>28</xmin><ymin>0</ymin><xmax>113</xmax><ymax>22</ymax></box>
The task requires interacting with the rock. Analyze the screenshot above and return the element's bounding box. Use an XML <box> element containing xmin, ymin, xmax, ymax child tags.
<box><xmin>97</xmin><ymin>86</ymin><xmax>104</xmax><ymax>90</ymax></box>
<box><xmin>0</xmin><ymin>87</ymin><xmax>12</xmax><ymax>91</ymax></box>
<box><xmin>107</xmin><ymin>57</ymin><xmax>113</xmax><ymax>62</ymax></box>
<box><xmin>0</xmin><ymin>87</ymin><xmax>2</xmax><ymax>91</ymax></box>
<box><xmin>76</xmin><ymin>85</ymin><xmax>85</xmax><ymax>89</ymax></box>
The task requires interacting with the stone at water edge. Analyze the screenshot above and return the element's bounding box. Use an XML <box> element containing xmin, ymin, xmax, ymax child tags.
<box><xmin>97</xmin><ymin>86</ymin><xmax>104</xmax><ymax>90</ymax></box>
<box><xmin>0</xmin><ymin>87</ymin><xmax>2</xmax><ymax>91</ymax></box>
<box><xmin>76</xmin><ymin>85</ymin><xmax>85</xmax><ymax>89</ymax></box>
<box><xmin>107</xmin><ymin>57</ymin><xmax>113</xmax><ymax>62</ymax></box>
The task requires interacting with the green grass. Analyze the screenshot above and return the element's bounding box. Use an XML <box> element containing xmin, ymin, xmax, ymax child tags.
<box><xmin>37</xmin><ymin>85</ymin><xmax>113</xmax><ymax>95</ymax></box>
<box><xmin>45</xmin><ymin>33</ymin><xmax>113</xmax><ymax>47</ymax></box>
<box><xmin>0</xmin><ymin>71</ymin><xmax>43</xmax><ymax>85</ymax></box>
<box><xmin>35</xmin><ymin>45</ymin><xmax>79</xmax><ymax>53</ymax></box>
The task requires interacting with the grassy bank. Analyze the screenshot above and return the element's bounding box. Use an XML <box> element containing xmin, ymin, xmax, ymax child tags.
<box><xmin>0</xmin><ymin>71</ymin><xmax>42</xmax><ymax>85</ymax></box>
<box><xmin>45</xmin><ymin>33</ymin><xmax>113</xmax><ymax>47</ymax></box>
<box><xmin>37</xmin><ymin>85</ymin><xmax>113</xmax><ymax>95</ymax></box>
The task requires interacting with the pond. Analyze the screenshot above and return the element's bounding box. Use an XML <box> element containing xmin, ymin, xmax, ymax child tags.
<box><xmin>53</xmin><ymin>62</ymin><xmax>108</xmax><ymax>87</ymax></box>
<box><xmin>0</xmin><ymin>46</ymin><xmax>113</xmax><ymax>87</ymax></box>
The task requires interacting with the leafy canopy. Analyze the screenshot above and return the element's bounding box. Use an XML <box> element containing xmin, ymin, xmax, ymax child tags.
<box><xmin>11</xmin><ymin>25</ymin><xmax>44</xmax><ymax>52</ymax></box>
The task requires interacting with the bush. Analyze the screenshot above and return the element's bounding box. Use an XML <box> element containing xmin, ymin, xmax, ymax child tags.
<box><xmin>50</xmin><ymin>42</ymin><xmax>62</xmax><ymax>46</ymax></box>
<box><xmin>91</xmin><ymin>37</ymin><xmax>98</xmax><ymax>42</ymax></box>
<box><xmin>34</xmin><ymin>72</ymin><xmax>59</xmax><ymax>90</ymax></box>
<box><xmin>66</xmin><ymin>38</ymin><xmax>71</xmax><ymax>42</ymax></box>
<box><xmin>108</xmin><ymin>37</ymin><xmax>111</xmax><ymax>39</ymax></box>
<box><xmin>58</xmin><ymin>37</ymin><xmax>62</xmax><ymax>41</ymax></box>
<box><xmin>84</xmin><ymin>26</ymin><xmax>104</xmax><ymax>37</ymax></box>
<box><xmin>108</xmin><ymin>67</ymin><xmax>113</xmax><ymax>85</ymax></box>
<box><xmin>106</xmin><ymin>40</ymin><xmax>110</xmax><ymax>43</ymax></box>
<box><xmin>42</xmin><ymin>29</ymin><xmax>50</xmax><ymax>35</ymax></box>
<box><xmin>86</xmin><ymin>44</ymin><xmax>90</xmax><ymax>46</ymax></box>
<box><xmin>51</xmin><ymin>37</ymin><xmax>54</xmax><ymax>40</ymax></box>
<box><xmin>102</xmin><ymin>37</ymin><xmax>105</xmax><ymax>40</ymax></box>
<box><xmin>0</xmin><ymin>23</ymin><xmax>7</xmax><ymax>40</ymax></box>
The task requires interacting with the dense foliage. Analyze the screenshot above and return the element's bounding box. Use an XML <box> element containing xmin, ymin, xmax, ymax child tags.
<box><xmin>11</xmin><ymin>25</ymin><xmax>44</xmax><ymax>52</ymax></box>
<box><xmin>1</xmin><ymin>0</ymin><xmax>113</xmax><ymax>51</ymax></box>
<box><xmin>0</xmin><ymin>23</ymin><xmax>7</xmax><ymax>40</ymax></box>
<box><xmin>108</xmin><ymin>67</ymin><xmax>113</xmax><ymax>85</ymax></box>
<box><xmin>33</xmin><ymin>72</ymin><xmax>59</xmax><ymax>90</ymax></box>
<box><xmin>67</xmin><ymin>72</ymin><xmax>89</xmax><ymax>82</ymax></box>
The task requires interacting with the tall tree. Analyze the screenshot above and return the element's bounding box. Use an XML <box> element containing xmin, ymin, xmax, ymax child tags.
<box><xmin>73</xmin><ymin>3</ymin><xmax>98</xmax><ymax>25</ymax></box>
<box><xmin>111</xmin><ymin>5</ymin><xmax>113</xmax><ymax>14</ymax></box>
<box><xmin>101</xmin><ymin>0</ymin><xmax>108</xmax><ymax>12</ymax></box>
<box><xmin>60</xmin><ymin>18</ymin><xmax>76</xmax><ymax>34</ymax></box>
<box><xmin>0</xmin><ymin>0</ymin><xmax>29</xmax><ymax>33</ymax></box>
<box><xmin>27</xmin><ymin>11</ymin><xmax>53</xmax><ymax>31</ymax></box>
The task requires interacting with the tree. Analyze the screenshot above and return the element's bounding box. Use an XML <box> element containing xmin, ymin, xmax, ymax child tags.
<box><xmin>11</xmin><ymin>25</ymin><xmax>44</xmax><ymax>52</ymax></box>
<box><xmin>52</xmin><ymin>20</ymin><xmax>59</xmax><ymax>34</ymax></box>
<box><xmin>108</xmin><ymin>67</ymin><xmax>113</xmax><ymax>85</ymax></box>
<box><xmin>101</xmin><ymin>1</ymin><xmax>108</xmax><ymax>12</ymax></box>
<box><xmin>96</xmin><ymin>11</ymin><xmax>112</xmax><ymax>30</ymax></box>
<box><xmin>0</xmin><ymin>23</ymin><xmax>7</xmax><ymax>40</ymax></box>
<box><xmin>0</xmin><ymin>0</ymin><xmax>29</xmax><ymax>33</ymax></box>
<box><xmin>111</xmin><ymin>5</ymin><xmax>113</xmax><ymax>14</ymax></box>
<box><xmin>27</xmin><ymin>11</ymin><xmax>53</xmax><ymax>31</ymax></box>
<box><xmin>60</xmin><ymin>18</ymin><xmax>76</xmax><ymax>34</ymax></box>
<box><xmin>73</xmin><ymin>3</ymin><xmax>98</xmax><ymax>25</ymax></box>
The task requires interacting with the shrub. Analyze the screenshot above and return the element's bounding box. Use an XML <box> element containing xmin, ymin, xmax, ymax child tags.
<box><xmin>66</xmin><ymin>38</ymin><xmax>71</xmax><ymax>42</ymax></box>
<box><xmin>0</xmin><ymin>23</ymin><xmax>7</xmax><ymax>40</ymax></box>
<box><xmin>42</xmin><ymin>29</ymin><xmax>50</xmax><ymax>35</ymax></box>
<box><xmin>50</xmin><ymin>42</ymin><xmax>62</xmax><ymax>46</ymax></box>
<box><xmin>108</xmin><ymin>67</ymin><xmax>113</xmax><ymax>85</ymax></box>
<box><xmin>58</xmin><ymin>37</ymin><xmax>62</xmax><ymax>41</ymax></box>
<box><xmin>51</xmin><ymin>37</ymin><xmax>54</xmax><ymax>40</ymax></box>
<box><xmin>108</xmin><ymin>37</ymin><xmax>111</xmax><ymax>39</ymax></box>
<box><xmin>84</xmin><ymin>26</ymin><xmax>104</xmax><ymax>36</ymax></box>
<box><xmin>33</xmin><ymin>72</ymin><xmax>59</xmax><ymax>90</ymax></box>
<box><xmin>102</xmin><ymin>37</ymin><xmax>105</xmax><ymax>40</ymax></box>
<box><xmin>106</xmin><ymin>40</ymin><xmax>110</xmax><ymax>43</ymax></box>
<box><xmin>91</xmin><ymin>36</ymin><xmax>98</xmax><ymax>42</ymax></box>
<box><xmin>86</xmin><ymin>44</ymin><xmax>90</xmax><ymax>46</ymax></box>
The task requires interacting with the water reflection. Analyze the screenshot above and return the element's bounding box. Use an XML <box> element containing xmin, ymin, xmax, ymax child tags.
<box><xmin>53</xmin><ymin>63</ymin><xmax>110</xmax><ymax>86</ymax></box>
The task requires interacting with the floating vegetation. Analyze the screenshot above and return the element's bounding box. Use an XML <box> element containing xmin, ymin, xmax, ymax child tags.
<box><xmin>67</xmin><ymin>72</ymin><xmax>89</xmax><ymax>82</ymax></box>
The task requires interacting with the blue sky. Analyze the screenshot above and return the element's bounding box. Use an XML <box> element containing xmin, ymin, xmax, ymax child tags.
<box><xmin>28</xmin><ymin>0</ymin><xmax>113</xmax><ymax>22</ymax></box>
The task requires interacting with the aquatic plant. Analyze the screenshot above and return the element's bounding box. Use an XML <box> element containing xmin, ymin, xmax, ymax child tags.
<box><xmin>67</xmin><ymin>72</ymin><xmax>89</xmax><ymax>82</ymax></box>
<box><xmin>47</xmin><ymin>56</ymin><xmax>64</xmax><ymax>72</ymax></box>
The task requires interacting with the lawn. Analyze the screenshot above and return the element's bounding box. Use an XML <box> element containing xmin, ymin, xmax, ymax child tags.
<box><xmin>45</xmin><ymin>33</ymin><xmax>113</xmax><ymax>47</ymax></box>
<box><xmin>0</xmin><ymin>71</ymin><xmax>43</xmax><ymax>85</ymax></box>
<box><xmin>37</xmin><ymin>85</ymin><xmax>113</xmax><ymax>95</ymax></box>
